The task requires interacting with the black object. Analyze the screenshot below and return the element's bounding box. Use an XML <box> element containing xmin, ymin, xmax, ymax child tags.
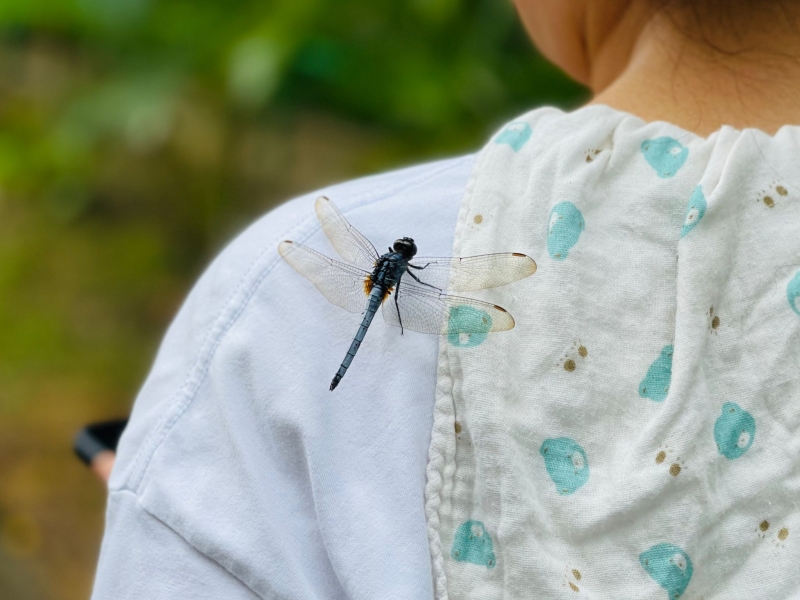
<box><xmin>73</xmin><ymin>419</ymin><xmax>128</xmax><ymax>465</ymax></box>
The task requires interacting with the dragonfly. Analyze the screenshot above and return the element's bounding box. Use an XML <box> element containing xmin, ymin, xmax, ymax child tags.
<box><xmin>279</xmin><ymin>196</ymin><xmax>537</xmax><ymax>390</ymax></box>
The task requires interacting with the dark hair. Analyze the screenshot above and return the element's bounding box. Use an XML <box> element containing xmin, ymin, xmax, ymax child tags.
<box><xmin>652</xmin><ymin>0</ymin><xmax>784</xmax><ymax>12</ymax></box>
<box><xmin>651</xmin><ymin>0</ymin><xmax>800</xmax><ymax>55</ymax></box>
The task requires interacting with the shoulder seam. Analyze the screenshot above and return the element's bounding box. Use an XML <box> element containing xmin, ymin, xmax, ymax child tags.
<box><xmin>119</xmin><ymin>156</ymin><xmax>473</xmax><ymax>493</ymax></box>
<box><xmin>110</xmin><ymin>489</ymin><xmax>265</xmax><ymax>599</ymax></box>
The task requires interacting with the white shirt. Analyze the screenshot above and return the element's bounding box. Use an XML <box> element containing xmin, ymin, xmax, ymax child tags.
<box><xmin>92</xmin><ymin>154</ymin><xmax>473</xmax><ymax>599</ymax></box>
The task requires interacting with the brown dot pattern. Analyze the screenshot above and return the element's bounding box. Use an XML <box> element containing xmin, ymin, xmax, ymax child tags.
<box><xmin>564</xmin><ymin>359</ymin><xmax>576</xmax><ymax>372</ymax></box>
<box><xmin>711</xmin><ymin>316</ymin><xmax>720</xmax><ymax>329</ymax></box>
<box><xmin>760</xmin><ymin>520</ymin><xmax>770</xmax><ymax>532</ymax></box>
<box><xmin>778</xmin><ymin>527</ymin><xmax>789</xmax><ymax>541</ymax></box>
<box><xmin>669</xmin><ymin>463</ymin><xmax>681</xmax><ymax>477</ymax></box>
<box><xmin>763</xmin><ymin>196</ymin><xmax>775</xmax><ymax>208</ymax></box>
<box><xmin>578</xmin><ymin>345</ymin><xmax>588</xmax><ymax>358</ymax></box>
<box><xmin>454</xmin><ymin>421</ymin><xmax>462</xmax><ymax>434</ymax></box>
<box><xmin>656</xmin><ymin>451</ymin><xmax>666</xmax><ymax>464</ymax></box>
<box><xmin>776</xmin><ymin>185</ymin><xmax>788</xmax><ymax>196</ymax></box>
<box><xmin>473</xmin><ymin>214</ymin><xmax>483</xmax><ymax>224</ymax></box>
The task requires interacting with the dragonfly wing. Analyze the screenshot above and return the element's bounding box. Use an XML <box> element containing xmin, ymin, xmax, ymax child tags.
<box><xmin>315</xmin><ymin>196</ymin><xmax>380</xmax><ymax>271</ymax></box>
<box><xmin>381</xmin><ymin>278</ymin><xmax>515</xmax><ymax>335</ymax></box>
<box><xmin>408</xmin><ymin>253</ymin><xmax>536</xmax><ymax>291</ymax></box>
<box><xmin>279</xmin><ymin>240</ymin><xmax>370</xmax><ymax>313</ymax></box>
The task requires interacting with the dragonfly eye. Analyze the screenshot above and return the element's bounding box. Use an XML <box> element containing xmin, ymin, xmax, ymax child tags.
<box><xmin>393</xmin><ymin>237</ymin><xmax>417</xmax><ymax>259</ymax></box>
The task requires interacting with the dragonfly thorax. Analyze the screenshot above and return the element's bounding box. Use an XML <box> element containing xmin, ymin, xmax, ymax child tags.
<box><xmin>372</xmin><ymin>252</ymin><xmax>408</xmax><ymax>290</ymax></box>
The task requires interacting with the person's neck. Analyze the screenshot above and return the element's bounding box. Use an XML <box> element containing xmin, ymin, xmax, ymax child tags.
<box><xmin>589</xmin><ymin>6</ymin><xmax>800</xmax><ymax>136</ymax></box>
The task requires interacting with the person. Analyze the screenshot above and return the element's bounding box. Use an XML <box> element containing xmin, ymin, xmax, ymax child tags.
<box><xmin>91</xmin><ymin>1</ymin><xmax>800</xmax><ymax>598</ymax></box>
<box><xmin>73</xmin><ymin>419</ymin><xmax>128</xmax><ymax>484</ymax></box>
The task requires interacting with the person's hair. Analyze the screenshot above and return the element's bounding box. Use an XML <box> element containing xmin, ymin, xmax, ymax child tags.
<box><xmin>651</xmin><ymin>0</ymin><xmax>800</xmax><ymax>55</ymax></box>
<box><xmin>652</xmin><ymin>0</ymin><xmax>788</xmax><ymax>13</ymax></box>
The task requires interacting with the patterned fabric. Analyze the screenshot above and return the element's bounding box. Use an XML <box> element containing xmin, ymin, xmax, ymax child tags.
<box><xmin>425</xmin><ymin>105</ymin><xmax>800</xmax><ymax>600</ymax></box>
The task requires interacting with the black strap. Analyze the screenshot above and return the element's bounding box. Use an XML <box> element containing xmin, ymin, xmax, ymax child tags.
<box><xmin>73</xmin><ymin>419</ymin><xmax>128</xmax><ymax>465</ymax></box>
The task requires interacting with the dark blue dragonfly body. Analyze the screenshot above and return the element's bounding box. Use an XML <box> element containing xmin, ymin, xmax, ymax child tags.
<box><xmin>330</xmin><ymin>243</ymin><xmax>413</xmax><ymax>390</ymax></box>
<box><xmin>279</xmin><ymin>197</ymin><xmax>536</xmax><ymax>391</ymax></box>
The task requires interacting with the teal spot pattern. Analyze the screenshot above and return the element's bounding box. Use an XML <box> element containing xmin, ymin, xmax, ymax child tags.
<box><xmin>788</xmin><ymin>270</ymin><xmax>800</xmax><ymax>316</ymax></box>
<box><xmin>639</xmin><ymin>345</ymin><xmax>674</xmax><ymax>402</ymax></box>
<box><xmin>640</xmin><ymin>543</ymin><xmax>694</xmax><ymax>600</ymax></box>
<box><xmin>494</xmin><ymin>121</ymin><xmax>532</xmax><ymax>151</ymax></box>
<box><xmin>714</xmin><ymin>402</ymin><xmax>756</xmax><ymax>459</ymax></box>
<box><xmin>539</xmin><ymin>437</ymin><xmax>589</xmax><ymax>495</ymax></box>
<box><xmin>451</xmin><ymin>520</ymin><xmax>496</xmax><ymax>568</ymax></box>
<box><xmin>547</xmin><ymin>201</ymin><xmax>585</xmax><ymax>260</ymax></box>
<box><xmin>641</xmin><ymin>137</ymin><xmax>689</xmax><ymax>178</ymax></box>
<box><xmin>447</xmin><ymin>305</ymin><xmax>492</xmax><ymax>348</ymax></box>
<box><xmin>680</xmin><ymin>185</ymin><xmax>706</xmax><ymax>238</ymax></box>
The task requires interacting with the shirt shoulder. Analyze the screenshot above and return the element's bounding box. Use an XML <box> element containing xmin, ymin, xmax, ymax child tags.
<box><xmin>111</xmin><ymin>153</ymin><xmax>473</xmax><ymax>489</ymax></box>
<box><xmin>98</xmin><ymin>154</ymin><xmax>473</xmax><ymax>598</ymax></box>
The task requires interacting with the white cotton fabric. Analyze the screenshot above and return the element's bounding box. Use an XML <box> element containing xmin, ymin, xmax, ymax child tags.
<box><xmin>92</xmin><ymin>156</ymin><xmax>471</xmax><ymax>599</ymax></box>
<box><xmin>425</xmin><ymin>105</ymin><xmax>800</xmax><ymax>600</ymax></box>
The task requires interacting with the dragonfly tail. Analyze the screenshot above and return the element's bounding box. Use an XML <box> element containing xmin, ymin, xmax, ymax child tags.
<box><xmin>328</xmin><ymin>288</ymin><xmax>382</xmax><ymax>391</ymax></box>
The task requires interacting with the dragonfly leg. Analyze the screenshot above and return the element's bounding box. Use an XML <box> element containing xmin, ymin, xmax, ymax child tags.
<box><xmin>406</xmin><ymin>269</ymin><xmax>440</xmax><ymax>291</ymax></box>
<box><xmin>395</xmin><ymin>284</ymin><xmax>404</xmax><ymax>335</ymax></box>
<box><xmin>408</xmin><ymin>262</ymin><xmax>431</xmax><ymax>269</ymax></box>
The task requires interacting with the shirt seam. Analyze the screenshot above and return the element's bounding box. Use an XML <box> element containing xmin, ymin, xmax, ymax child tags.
<box><xmin>109</xmin><ymin>489</ymin><xmax>265</xmax><ymax>599</ymax></box>
<box><xmin>424</xmin><ymin>146</ymin><xmax>489</xmax><ymax>600</ymax></box>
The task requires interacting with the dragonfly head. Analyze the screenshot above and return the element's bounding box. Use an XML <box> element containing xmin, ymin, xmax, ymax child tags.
<box><xmin>393</xmin><ymin>237</ymin><xmax>417</xmax><ymax>259</ymax></box>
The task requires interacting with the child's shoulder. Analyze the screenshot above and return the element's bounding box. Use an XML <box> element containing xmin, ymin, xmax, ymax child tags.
<box><xmin>109</xmin><ymin>152</ymin><xmax>474</xmax><ymax>493</ymax></box>
<box><xmin>98</xmin><ymin>154</ymin><xmax>475</xmax><ymax>598</ymax></box>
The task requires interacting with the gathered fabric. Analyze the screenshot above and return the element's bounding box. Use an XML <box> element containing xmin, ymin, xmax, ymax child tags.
<box><xmin>425</xmin><ymin>105</ymin><xmax>800</xmax><ymax>600</ymax></box>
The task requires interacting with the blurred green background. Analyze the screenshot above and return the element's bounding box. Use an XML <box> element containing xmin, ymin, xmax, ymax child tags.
<box><xmin>0</xmin><ymin>0</ymin><xmax>585</xmax><ymax>597</ymax></box>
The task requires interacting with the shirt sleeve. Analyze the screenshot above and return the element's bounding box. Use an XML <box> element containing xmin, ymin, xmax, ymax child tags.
<box><xmin>91</xmin><ymin>490</ymin><xmax>260</xmax><ymax>600</ymax></box>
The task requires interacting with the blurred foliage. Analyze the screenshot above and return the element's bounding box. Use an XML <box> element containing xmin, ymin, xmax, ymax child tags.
<box><xmin>0</xmin><ymin>0</ymin><xmax>585</xmax><ymax>598</ymax></box>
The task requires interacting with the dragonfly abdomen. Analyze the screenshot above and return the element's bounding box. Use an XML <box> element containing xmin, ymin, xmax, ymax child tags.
<box><xmin>330</xmin><ymin>286</ymin><xmax>386</xmax><ymax>391</ymax></box>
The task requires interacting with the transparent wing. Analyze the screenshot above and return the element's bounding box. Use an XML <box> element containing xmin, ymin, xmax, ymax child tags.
<box><xmin>315</xmin><ymin>196</ymin><xmax>380</xmax><ymax>270</ymax></box>
<box><xmin>381</xmin><ymin>277</ymin><xmax>515</xmax><ymax>335</ymax></box>
<box><xmin>278</xmin><ymin>240</ymin><xmax>370</xmax><ymax>313</ymax></box>
<box><xmin>408</xmin><ymin>253</ymin><xmax>537</xmax><ymax>292</ymax></box>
